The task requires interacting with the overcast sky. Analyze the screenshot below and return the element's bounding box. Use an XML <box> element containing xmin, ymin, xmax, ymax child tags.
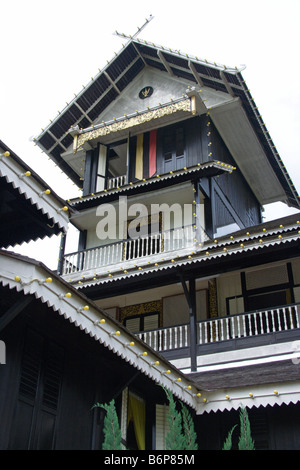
<box><xmin>1</xmin><ymin>0</ymin><xmax>300</xmax><ymax>269</ymax></box>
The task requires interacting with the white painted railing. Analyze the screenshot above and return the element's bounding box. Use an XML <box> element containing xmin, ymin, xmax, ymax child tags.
<box><xmin>137</xmin><ymin>324</ymin><xmax>190</xmax><ymax>351</ymax></box>
<box><xmin>198</xmin><ymin>304</ymin><xmax>300</xmax><ymax>344</ymax></box>
<box><xmin>62</xmin><ymin>225</ymin><xmax>204</xmax><ymax>275</ymax></box>
<box><xmin>107</xmin><ymin>174</ymin><xmax>127</xmax><ymax>189</ymax></box>
<box><xmin>135</xmin><ymin>304</ymin><xmax>300</xmax><ymax>352</ymax></box>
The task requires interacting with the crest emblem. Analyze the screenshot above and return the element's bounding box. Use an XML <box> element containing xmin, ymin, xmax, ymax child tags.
<box><xmin>139</xmin><ymin>86</ymin><xmax>153</xmax><ymax>99</ymax></box>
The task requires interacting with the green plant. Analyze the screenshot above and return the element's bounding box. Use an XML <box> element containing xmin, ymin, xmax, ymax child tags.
<box><xmin>222</xmin><ymin>425</ymin><xmax>237</xmax><ymax>450</ymax></box>
<box><xmin>222</xmin><ymin>407</ymin><xmax>255</xmax><ymax>450</ymax></box>
<box><xmin>238</xmin><ymin>406</ymin><xmax>255</xmax><ymax>450</ymax></box>
<box><xmin>93</xmin><ymin>399</ymin><xmax>123</xmax><ymax>450</ymax></box>
<box><xmin>164</xmin><ymin>388</ymin><xmax>198</xmax><ymax>450</ymax></box>
<box><xmin>181</xmin><ymin>403</ymin><xmax>198</xmax><ymax>450</ymax></box>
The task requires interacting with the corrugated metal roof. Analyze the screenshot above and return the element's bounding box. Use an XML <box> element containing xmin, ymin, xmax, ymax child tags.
<box><xmin>34</xmin><ymin>38</ymin><xmax>300</xmax><ymax>208</ymax></box>
<box><xmin>69</xmin><ymin>213</ymin><xmax>300</xmax><ymax>293</ymax></box>
<box><xmin>0</xmin><ymin>141</ymin><xmax>71</xmax><ymax>247</ymax></box>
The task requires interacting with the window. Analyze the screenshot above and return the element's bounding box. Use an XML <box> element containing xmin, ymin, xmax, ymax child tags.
<box><xmin>124</xmin><ymin>312</ymin><xmax>159</xmax><ymax>333</ymax></box>
<box><xmin>163</xmin><ymin>126</ymin><xmax>186</xmax><ymax>173</ymax></box>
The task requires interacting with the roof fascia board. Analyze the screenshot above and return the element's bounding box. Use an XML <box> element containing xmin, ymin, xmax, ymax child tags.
<box><xmin>196</xmin><ymin>380</ymin><xmax>300</xmax><ymax>415</ymax></box>
<box><xmin>0</xmin><ymin>152</ymin><xmax>70</xmax><ymax>232</ymax></box>
<box><xmin>209</xmin><ymin>99</ymin><xmax>292</xmax><ymax>206</ymax></box>
<box><xmin>69</xmin><ymin>216</ymin><xmax>300</xmax><ymax>289</ymax></box>
<box><xmin>35</xmin><ymin>43</ymin><xmax>142</xmax><ymax>155</ymax></box>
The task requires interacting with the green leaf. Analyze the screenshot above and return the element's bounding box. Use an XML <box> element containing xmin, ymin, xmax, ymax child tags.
<box><xmin>222</xmin><ymin>425</ymin><xmax>237</xmax><ymax>450</ymax></box>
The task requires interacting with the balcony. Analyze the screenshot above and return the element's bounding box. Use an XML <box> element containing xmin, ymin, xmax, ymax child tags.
<box><xmin>62</xmin><ymin>224</ymin><xmax>209</xmax><ymax>279</ymax></box>
<box><xmin>135</xmin><ymin>303</ymin><xmax>300</xmax><ymax>370</ymax></box>
<box><xmin>107</xmin><ymin>174</ymin><xmax>127</xmax><ymax>190</ymax></box>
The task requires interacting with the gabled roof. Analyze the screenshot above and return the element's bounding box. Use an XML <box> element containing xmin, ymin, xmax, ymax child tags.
<box><xmin>34</xmin><ymin>38</ymin><xmax>300</xmax><ymax>208</ymax></box>
<box><xmin>0</xmin><ymin>141</ymin><xmax>71</xmax><ymax>247</ymax></box>
<box><xmin>0</xmin><ymin>248</ymin><xmax>197</xmax><ymax>409</ymax></box>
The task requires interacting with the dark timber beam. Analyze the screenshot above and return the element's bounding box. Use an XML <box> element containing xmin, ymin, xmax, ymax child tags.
<box><xmin>178</xmin><ymin>270</ymin><xmax>197</xmax><ymax>372</ymax></box>
<box><xmin>193</xmin><ymin>180</ymin><xmax>202</xmax><ymax>245</ymax></box>
<box><xmin>57</xmin><ymin>232</ymin><xmax>66</xmax><ymax>275</ymax></box>
<box><xmin>0</xmin><ymin>296</ymin><xmax>33</xmax><ymax>332</ymax></box>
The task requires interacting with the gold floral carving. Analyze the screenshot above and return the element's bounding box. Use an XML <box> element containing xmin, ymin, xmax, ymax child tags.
<box><xmin>120</xmin><ymin>300</ymin><xmax>162</xmax><ymax>326</ymax></box>
<box><xmin>208</xmin><ymin>278</ymin><xmax>218</xmax><ymax>341</ymax></box>
<box><xmin>74</xmin><ymin>99</ymin><xmax>192</xmax><ymax>152</ymax></box>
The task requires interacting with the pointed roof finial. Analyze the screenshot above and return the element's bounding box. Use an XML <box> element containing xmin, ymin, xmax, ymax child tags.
<box><xmin>114</xmin><ymin>14</ymin><xmax>154</xmax><ymax>41</ymax></box>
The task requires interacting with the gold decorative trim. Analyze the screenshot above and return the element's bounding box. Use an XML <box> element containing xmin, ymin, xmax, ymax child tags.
<box><xmin>120</xmin><ymin>300</ymin><xmax>163</xmax><ymax>326</ymax></box>
<box><xmin>191</xmin><ymin>95</ymin><xmax>197</xmax><ymax>115</ymax></box>
<box><xmin>74</xmin><ymin>99</ymin><xmax>192</xmax><ymax>153</ymax></box>
<box><xmin>208</xmin><ymin>278</ymin><xmax>218</xmax><ymax>341</ymax></box>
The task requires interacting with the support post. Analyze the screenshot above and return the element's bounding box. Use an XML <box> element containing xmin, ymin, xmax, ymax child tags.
<box><xmin>57</xmin><ymin>232</ymin><xmax>66</xmax><ymax>275</ymax></box>
<box><xmin>193</xmin><ymin>180</ymin><xmax>202</xmax><ymax>245</ymax></box>
<box><xmin>189</xmin><ymin>278</ymin><xmax>197</xmax><ymax>372</ymax></box>
<box><xmin>178</xmin><ymin>270</ymin><xmax>197</xmax><ymax>372</ymax></box>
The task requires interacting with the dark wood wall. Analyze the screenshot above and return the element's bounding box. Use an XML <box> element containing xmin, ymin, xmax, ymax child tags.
<box><xmin>209</xmin><ymin>121</ymin><xmax>262</xmax><ymax>229</ymax></box>
<box><xmin>83</xmin><ymin>115</ymin><xmax>261</xmax><ymax>234</ymax></box>
<box><xmin>0</xmin><ymin>287</ymin><xmax>162</xmax><ymax>450</ymax></box>
<box><xmin>196</xmin><ymin>403</ymin><xmax>300</xmax><ymax>450</ymax></box>
<box><xmin>128</xmin><ymin>116</ymin><xmax>261</xmax><ymax>232</ymax></box>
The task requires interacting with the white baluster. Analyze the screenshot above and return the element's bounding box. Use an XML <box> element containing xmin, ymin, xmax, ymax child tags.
<box><xmin>231</xmin><ymin>316</ymin><xmax>236</xmax><ymax>338</ymax></box>
<box><xmin>220</xmin><ymin>318</ymin><xmax>225</xmax><ymax>341</ymax></box>
<box><xmin>179</xmin><ymin>326</ymin><xmax>183</xmax><ymax>347</ymax></box>
<box><xmin>276</xmin><ymin>309</ymin><xmax>282</xmax><ymax>331</ymax></box>
<box><xmin>210</xmin><ymin>322</ymin><xmax>213</xmax><ymax>342</ymax></box>
<box><xmin>254</xmin><ymin>313</ymin><xmax>258</xmax><ymax>336</ymax></box>
<box><xmin>153</xmin><ymin>331</ymin><xmax>157</xmax><ymax>350</ymax></box>
<box><xmin>204</xmin><ymin>322</ymin><xmax>208</xmax><ymax>344</ymax></box>
<box><xmin>174</xmin><ymin>326</ymin><xmax>178</xmax><ymax>349</ymax></box>
<box><xmin>164</xmin><ymin>329</ymin><xmax>167</xmax><ymax>351</ymax></box>
<box><xmin>236</xmin><ymin>316</ymin><xmax>241</xmax><ymax>338</ymax></box>
<box><xmin>217</xmin><ymin>320</ymin><xmax>220</xmax><ymax>341</ymax></box>
<box><xmin>73</xmin><ymin>254</ymin><xmax>77</xmax><ymax>273</ymax></box>
<box><xmin>270</xmin><ymin>310</ymin><xmax>275</xmax><ymax>332</ymax></box>
<box><xmin>288</xmin><ymin>306</ymin><xmax>294</xmax><ymax>329</ymax></box>
<box><xmin>283</xmin><ymin>308</ymin><xmax>288</xmax><ymax>331</ymax></box>
<box><xmin>259</xmin><ymin>311</ymin><xmax>264</xmax><ymax>334</ymax></box>
<box><xmin>295</xmin><ymin>306</ymin><xmax>300</xmax><ymax>329</ymax></box>
<box><xmin>264</xmin><ymin>310</ymin><xmax>270</xmax><ymax>333</ymax></box>
<box><xmin>184</xmin><ymin>325</ymin><xmax>188</xmax><ymax>347</ymax></box>
<box><xmin>226</xmin><ymin>317</ymin><xmax>230</xmax><ymax>340</ymax></box>
<box><xmin>247</xmin><ymin>314</ymin><xmax>253</xmax><ymax>336</ymax></box>
<box><xmin>169</xmin><ymin>328</ymin><xmax>173</xmax><ymax>349</ymax></box>
<box><xmin>159</xmin><ymin>330</ymin><xmax>163</xmax><ymax>351</ymax></box>
<box><xmin>198</xmin><ymin>323</ymin><xmax>202</xmax><ymax>345</ymax></box>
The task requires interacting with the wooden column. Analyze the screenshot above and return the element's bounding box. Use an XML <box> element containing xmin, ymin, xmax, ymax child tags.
<box><xmin>57</xmin><ymin>232</ymin><xmax>66</xmax><ymax>275</ymax></box>
<box><xmin>193</xmin><ymin>180</ymin><xmax>202</xmax><ymax>245</ymax></box>
<box><xmin>189</xmin><ymin>278</ymin><xmax>197</xmax><ymax>372</ymax></box>
<box><xmin>179</xmin><ymin>272</ymin><xmax>197</xmax><ymax>372</ymax></box>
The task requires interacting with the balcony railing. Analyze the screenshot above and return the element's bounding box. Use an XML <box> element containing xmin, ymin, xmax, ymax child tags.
<box><xmin>135</xmin><ymin>303</ymin><xmax>300</xmax><ymax>353</ymax></box>
<box><xmin>107</xmin><ymin>174</ymin><xmax>127</xmax><ymax>189</ymax></box>
<box><xmin>62</xmin><ymin>224</ymin><xmax>209</xmax><ymax>276</ymax></box>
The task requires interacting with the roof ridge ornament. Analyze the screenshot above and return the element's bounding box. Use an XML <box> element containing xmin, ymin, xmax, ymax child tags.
<box><xmin>114</xmin><ymin>14</ymin><xmax>154</xmax><ymax>42</ymax></box>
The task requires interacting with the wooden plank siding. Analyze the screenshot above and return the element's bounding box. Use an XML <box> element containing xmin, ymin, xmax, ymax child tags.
<box><xmin>209</xmin><ymin>121</ymin><xmax>262</xmax><ymax>229</ymax></box>
<box><xmin>0</xmin><ymin>288</ymin><xmax>163</xmax><ymax>450</ymax></box>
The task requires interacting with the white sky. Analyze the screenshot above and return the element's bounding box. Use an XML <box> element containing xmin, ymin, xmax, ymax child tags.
<box><xmin>1</xmin><ymin>0</ymin><xmax>300</xmax><ymax>269</ymax></box>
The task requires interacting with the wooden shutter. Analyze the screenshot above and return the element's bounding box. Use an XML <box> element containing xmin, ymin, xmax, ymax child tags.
<box><xmin>155</xmin><ymin>404</ymin><xmax>169</xmax><ymax>450</ymax></box>
<box><xmin>9</xmin><ymin>328</ymin><xmax>64</xmax><ymax>450</ymax></box>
